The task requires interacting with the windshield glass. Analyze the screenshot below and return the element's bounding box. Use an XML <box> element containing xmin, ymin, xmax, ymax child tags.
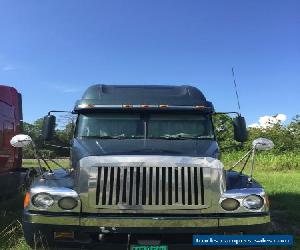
<box><xmin>76</xmin><ymin>113</ymin><xmax>214</xmax><ymax>139</ymax></box>
<box><xmin>76</xmin><ymin>114</ymin><xmax>144</xmax><ymax>138</ymax></box>
<box><xmin>148</xmin><ymin>114</ymin><xmax>214</xmax><ymax>139</ymax></box>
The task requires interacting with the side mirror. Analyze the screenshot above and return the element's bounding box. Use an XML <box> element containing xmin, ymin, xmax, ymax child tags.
<box><xmin>252</xmin><ymin>138</ymin><xmax>274</xmax><ymax>151</ymax></box>
<box><xmin>10</xmin><ymin>134</ymin><xmax>32</xmax><ymax>148</ymax></box>
<box><xmin>233</xmin><ymin>116</ymin><xmax>248</xmax><ymax>142</ymax></box>
<box><xmin>42</xmin><ymin>115</ymin><xmax>56</xmax><ymax>141</ymax></box>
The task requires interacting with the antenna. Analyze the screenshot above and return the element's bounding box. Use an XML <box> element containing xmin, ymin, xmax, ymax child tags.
<box><xmin>231</xmin><ymin>67</ymin><xmax>241</xmax><ymax>114</ymax></box>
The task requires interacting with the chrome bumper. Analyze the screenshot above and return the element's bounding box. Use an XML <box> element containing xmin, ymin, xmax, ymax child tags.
<box><xmin>24</xmin><ymin>211</ymin><xmax>270</xmax><ymax>228</ymax></box>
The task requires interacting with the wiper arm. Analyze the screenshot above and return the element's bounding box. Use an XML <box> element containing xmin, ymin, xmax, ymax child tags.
<box><xmin>148</xmin><ymin>135</ymin><xmax>192</xmax><ymax>140</ymax></box>
<box><xmin>148</xmin><ymin>134</ymin><xmax>214</xmax><ymax>140</ymax></box>
<box><xmin>82</xmin><ymin>135</ymin><xmax>143</xmax><ymax>139</ymax></box>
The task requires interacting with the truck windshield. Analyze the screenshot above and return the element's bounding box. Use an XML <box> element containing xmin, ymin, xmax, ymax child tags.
<box><xmin>76</xmin><ymin>114</ymin><xmax>144</xmax><ymax>138</ymax></box>
<box><xmin>76</xmin><ymin>113</ymin><xmax>214</xmax><ymax>139</ymax></box>
<box><xmin>147</xmin><ymin>114</ymin><xmax>214</xmax><ymax>139</ymax></box>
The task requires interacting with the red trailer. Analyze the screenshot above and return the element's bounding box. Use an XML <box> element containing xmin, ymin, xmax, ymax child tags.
<box><xmin>0</xmin><ymin>85</ymin><xmax>25</xmax><ymax>197</ymax></box>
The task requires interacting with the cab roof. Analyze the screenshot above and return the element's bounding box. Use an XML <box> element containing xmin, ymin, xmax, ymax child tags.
<box><xmin>74</xmin><ymin>84</ymin><xmax>214</xmax><ymax>111</ymax></box>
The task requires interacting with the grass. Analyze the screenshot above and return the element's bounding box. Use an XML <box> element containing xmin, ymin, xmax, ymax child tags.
<box><xmin>223</xmin><ymin>151</ymin><xmax>300</xmax><ymax>248</ymax></box>
<box><xmin>222</xmin><ymin>151</ymin><xmax>300</xmax><ymax>171</ymax></box>
<box><xmin>0</xmin><ymin>155</ymin><xmax>299</xmax><ymax>249</ymax></box>
<box><xmin>0</xmin><ymin>194</ymin><xmax>30</xmax><ymax>250</ymax></box>
<box><xmin>22</xmin><ymin>158</ymin><xmax>70</xmax><ymax>169</ymax></box>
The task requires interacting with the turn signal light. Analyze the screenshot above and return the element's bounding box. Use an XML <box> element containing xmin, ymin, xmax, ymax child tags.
<box><xmin>265</xmin><ymin>195</ymin><xmax>270</xmax><ymax>207</ymax></box>
<box><xmin>24</xmin><ymin>192</ymin><xmax>30</xmax><ymax>208</ymax></box>
<box><xmin>54</xmin><ymin>231</ymin><xmax>74</xmax><ymax>240</ymax></box>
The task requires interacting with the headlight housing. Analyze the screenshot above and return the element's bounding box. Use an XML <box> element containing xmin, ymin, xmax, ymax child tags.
<box><xmin>58</xmin><ymin>197</ymin><xmax>78</xmax><ymax>210</ymax></box>
<box><xmin>243</xmin><ymin>195</ymin><xmax>264</xmax><ymax>210</ymax></box>
<box><xmin>221</xmin><ymin>198</ymin><xmax>240</xmax><ymax>211</ymax></box>
<box><xmin>32</xmin><ymin>193</ymin><xmax>54</xmax><ymax>209</ymax></box>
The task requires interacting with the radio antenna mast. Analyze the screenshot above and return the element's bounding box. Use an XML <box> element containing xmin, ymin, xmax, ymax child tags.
<box><xmin>231</xmin><ymin>67</ymin><xmax>241</xmax><ymax>114</ymax></box>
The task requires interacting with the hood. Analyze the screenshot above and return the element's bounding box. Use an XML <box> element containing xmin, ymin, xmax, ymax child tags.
<box><xmin>71</xmin><ymin>138</ymin><xmax>219</xmax><ymax>163</ymax></box>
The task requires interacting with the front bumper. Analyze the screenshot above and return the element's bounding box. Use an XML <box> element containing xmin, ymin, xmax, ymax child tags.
<box><xmin>24</xmin><ymin>211</ymin><xmax>270</xmax><ymax>229</ymax></box>
<box><xmin>23</xmin><ymin>211</ymin><xmax>270</xmax><ymax>249</ymax></box>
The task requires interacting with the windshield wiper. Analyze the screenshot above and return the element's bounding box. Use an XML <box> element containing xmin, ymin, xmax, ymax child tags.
<box><xmin>148</xmin><ymin>134</ymin><xmax>214</xmax><ymax>140</ymax></box>
<box><xmin>82</xmin><ymin>135</ymin><xmax>143</xmax><ymax>139</ymax></box>
<box><xmin>148</xmin><ymin>135</ymin><xmax>186</xmax><ymax>140</ymax></box>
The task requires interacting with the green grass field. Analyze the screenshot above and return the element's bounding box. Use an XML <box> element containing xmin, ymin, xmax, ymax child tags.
<box><xmin>0</xmin><ymin>155</ymin><xmax>299</xmax><ymax>249</ymax></box>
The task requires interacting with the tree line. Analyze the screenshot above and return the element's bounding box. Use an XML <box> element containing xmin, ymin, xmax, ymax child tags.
<box><xmin>22</xmin><ymin>114</ymin><xmax>300</xmax><ymax>159</ymax></box>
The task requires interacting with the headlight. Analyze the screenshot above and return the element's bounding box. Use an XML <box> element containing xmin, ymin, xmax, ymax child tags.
<box><xmin>32</xmin><ymin>193</ymin><xmax>54</xmax><ymax>209</ymax></box>
<box><xmin>243</xmin><ymin>195</ymin><xmax>264</xmax><ymax>210</ymax></box>
<box><xmin>221</xmin><ymin>198</ymin><xmax>240</xmax><ymax>211</ymax></box>
<box><xmin>58</xmin><ymin>197</ymin><xmax>78</xmax><ymax>210</ymax></box>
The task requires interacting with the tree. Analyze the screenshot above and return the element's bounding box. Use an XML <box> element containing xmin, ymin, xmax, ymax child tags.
<box><xmin>213</xmin><ymin>114</ymin><xmax>241</xmax><ymax>151</ymax></box>
<box><xmin>22</xmin><ymin>116</ymin><xmax>74</xmax><ymax>158</ymax></box>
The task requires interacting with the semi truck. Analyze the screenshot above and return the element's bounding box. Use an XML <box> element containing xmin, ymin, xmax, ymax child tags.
<box><xmin>0</xmin><ymin>85</ymin><xmax>25</xmax><ymax>197</ymax></box>
<box><xmin>11</xmin><ymin>85</ymin><xmax>271</xmax><ymax>249</ymax></box>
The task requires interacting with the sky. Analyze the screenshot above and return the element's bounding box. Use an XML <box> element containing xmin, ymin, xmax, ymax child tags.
<box><xmin>0</xmin><ymin>0</ymin><xmax>299</xmax><ymax>125</ymax></box>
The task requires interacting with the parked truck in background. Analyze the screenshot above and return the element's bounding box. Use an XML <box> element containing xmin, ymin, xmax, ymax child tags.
<box><xmin>11</xmin><ymin>85</ymin><xmax>271</xmax><ymax>249</ymax></box>
<box><xmin>0</xmin><ymin>85</ymin><xmax>25</xmax><ymax>197</ymax></box>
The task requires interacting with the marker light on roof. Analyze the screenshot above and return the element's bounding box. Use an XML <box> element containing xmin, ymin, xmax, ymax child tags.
<box><xmin>122</xmin><ymin>104</ymin><xmax>133</xmax><ymax>108</ymax></box>
<box><xmin>78</xmin><ymin>104</ymin><xmax>95</xmax><ymax>108</ymax></box>
<box><xmin>159</xmin><ymin>104</ymin><xmax>169</xmax><ymax>108</ymax></box>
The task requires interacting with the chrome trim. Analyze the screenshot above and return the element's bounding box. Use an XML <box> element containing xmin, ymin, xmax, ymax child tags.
<box><xmin>152</xmin><ymin>167</ymin><xmax>156</xmax><ymax>205</ymax></box>
<box><xmin>28</xmin><ymin>186</ymin><xmax>81</xmax><ymax>213</ymax></box>
<box><xmin>90</xmin><ymin>165</ymin><xmax>208</xmax><ymax>210</ymax></box>
<box><xmin>24</xmin><ymin>212</ymin><xmax>80</xmax><ymax>225</ymax></box>
<box><xmin>81</xmin><ymin>217</ymin><xmax>218</xmax><ymax>227</ymax></box>
<box><xmin>24</xmin><ymin>212</ymin><xmax>270</xmax><ymax>227</ymax></box>
<box><xmin>219</xmin><ymin>215</ymin><xmax>270</xmax><ymax>226</ymax></box>
<box><xmin>82</xmin><ymin>155</ymin><xmax>224</xmax><ymax>214</ymax></box>
<box><xmin>191</xmin><ymin>167</ymin><xmax>195</xmax><ymax>205</ymax></box>
<box><xmin>139</xmin><ymin>166</ymin><xmax>143</xmax><ymax>205</ymax></box>
<box><xmin>219</xmin><ymin>188</ymin><xmax>269</xmax><ymax>213</ymax></box>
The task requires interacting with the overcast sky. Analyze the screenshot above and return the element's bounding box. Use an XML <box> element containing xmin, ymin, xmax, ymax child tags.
<box><xmin>0</xmin><ymin>0</ymin><xmax>299</xmax><ymax>124</ymax></box>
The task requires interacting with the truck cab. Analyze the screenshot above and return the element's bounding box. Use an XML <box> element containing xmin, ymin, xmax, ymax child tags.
<box><xmin>20</xmin><ymin>85</ymin><xmax>270</xmax><ymax>249</ymax></box>
<box><xmin>0</xmin><ymin>85</ymin><xmax>23</xmax><ymax>197</ymax></box>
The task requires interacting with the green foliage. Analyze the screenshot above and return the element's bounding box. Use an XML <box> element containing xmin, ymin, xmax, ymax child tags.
<box><xmin>245</xmin><ymin>116</ymin><xmax>300</xmax><ymax>153</ymax></box>
<box><xmin>22</xmin><ymin>119</ymin><xmax>46</xmax><ymax>158</ymax></box>
<box><xmin>213</xmin><ymin>113</ymin><xmax>241</xmax><ymax>151</ymax></box>
<box><xmin>22</xmin><ymin>118</ymin><xmax>73</xmax><ymax>159</ymax></box>
<box><xmin>214</xmin><ymin>114</ymin><xmax>300</xmax><ymax>154</ymax></box>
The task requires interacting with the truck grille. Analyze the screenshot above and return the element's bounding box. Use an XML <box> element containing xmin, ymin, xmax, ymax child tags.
<box><xmin>95</xmin><ymin>166</ymin><xmax>205</xmax><ymax>209</ymax></box>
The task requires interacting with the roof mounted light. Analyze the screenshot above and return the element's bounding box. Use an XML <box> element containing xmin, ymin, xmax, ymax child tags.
<box><xmin>122</xmin><ymin>104</ymin><xmax>133</xmax><ymax>108</ymax></box>
<box><xmin>159</xmin><ymin>104</ymin><xmax>169</xmax><ymax>108</ymax></box>
<box><xmin>78</xmin><ymin>104</ymin><xmax>95</xmax><ymax>109</ymax></box>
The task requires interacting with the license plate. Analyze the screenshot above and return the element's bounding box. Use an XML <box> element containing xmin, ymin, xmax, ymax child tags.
<box><xmin>131</xmin><ymin>245</ymin><xmax>168</xmax><ymax>250</ymax></box>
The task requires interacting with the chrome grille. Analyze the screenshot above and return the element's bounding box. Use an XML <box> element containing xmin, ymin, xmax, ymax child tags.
<box><xmin>95</xmin><ymin>166</ymin><xmax>205</xmax><ymax>209</ymax></box>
